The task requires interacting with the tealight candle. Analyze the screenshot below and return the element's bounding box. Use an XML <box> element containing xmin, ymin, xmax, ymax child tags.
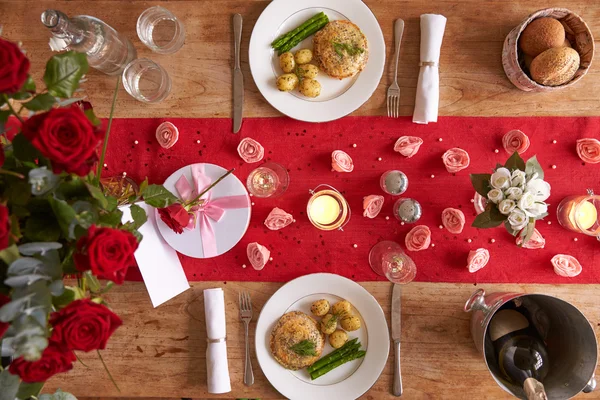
<box><xmin>557</xmin><ymin>191</ymin><xmax>600</xmax><ymax>237</ymax></box>
<box><xmin>306</xmin><ymin>186</ymin><xmax>350</xmax><ymax>231</ymax></box>
<box><xmin>309</xmin><ymin>194</ymin><xmax>340</xmax><ymax>225</ymax></box>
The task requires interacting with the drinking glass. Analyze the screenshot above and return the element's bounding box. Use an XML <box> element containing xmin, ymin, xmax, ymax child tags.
<box><xmin>246</xmin><ymin>162</ymin><xmax>289</xmax><ymax>198</ymax></box>
<box><xmin>122</xmin><ymin>59</ymin><xmax>171</xmax><ymax>103</ymax></box>
<box><xmin>137</xmin><ymin>6</ymin><xmax>185</xmax><ymax>54</ymax></box>
<box><xmin>369</xmin><ymin>241</ymin><xmax>416</xmax><ymax>284</ymax></box>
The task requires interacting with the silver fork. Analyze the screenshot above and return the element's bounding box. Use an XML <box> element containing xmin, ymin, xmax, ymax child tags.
<box><xmin>239</xmin><ymin>291</ymin><xmax>254</xmax><ymax>386</ymax></box>
<box><xmin>387</xmin><ymin>19</ymin><xmax>405</xmax><ymax>118</ymax></box>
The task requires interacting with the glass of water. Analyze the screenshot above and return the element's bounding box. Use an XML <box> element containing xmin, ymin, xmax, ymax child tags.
<box><xmin>369</xmin><ymin>240</ymin><xmax>416</xmax><ymax>284</ymax></box>
<box><xmin>137</xmin><ymin>6</ymin><xmax>185</xmax><ymax>54</ymax></box>
<box><xmin>122</xmin><ymin>59</ymin><xmax>171</xmax><ymax>103</ymax></box>
<box><xmin>246</xmin><ymin>162</ymin><xmax>289</xmax><ymax>198</ymax></box>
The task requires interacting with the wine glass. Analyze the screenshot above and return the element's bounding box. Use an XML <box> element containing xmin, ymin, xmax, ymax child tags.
<box><xmin>369</xmin><ymin>241</ymin><xmax>416</xmax><ymax>284</ymax></box>
<box><xmin>246</xmin><ymin>162</ymin><xmax>289</xmax><ymax>198</ymax></box>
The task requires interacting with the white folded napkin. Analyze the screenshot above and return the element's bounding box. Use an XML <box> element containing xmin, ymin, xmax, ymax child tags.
<box><xmin>413</xmin><ymin>14</ymin><xmax>447</xmax><ymax>124</ymax></box>
<box><xmin>204</xmin><ymin>288</ymin><xmax>231</xmax><ymax>394</ymax></box>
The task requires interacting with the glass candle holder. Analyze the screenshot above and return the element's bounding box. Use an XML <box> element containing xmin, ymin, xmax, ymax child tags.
<box><xmin>556</xmin><ymin>190</ymin><xmax>600</xmax><ymax>237</ymax></box>
<box><xmin>369</xmin><ymin>240</ymin><xmax>416</xmax><ymax>284</ymax></box>
<box><xmin>380</xmin><ymin>170</ymin><xmax>408</xmax><ymax>195</ymax></box>
<box><xmin>246</xmin><ymin>162</ymin><xmax>289</xmax><ymax>198</ymax></box>
<box><xmin>307</xmin><ymin>185</ymin><xmax>350</xmax><ymax>231</ymax></box>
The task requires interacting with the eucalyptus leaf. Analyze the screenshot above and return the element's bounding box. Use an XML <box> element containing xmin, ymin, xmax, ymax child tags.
<box><xmin>12</xmin><ymin>334</ymin><xmax>48</xmax><ymax>361</ymax></box>
<box><xmin>0</xmin><ymin>370</ymin><xmax>20</xmax><ymax>400</ymax></box>
<box><xmin>29</xmin><ymin>167</ymin><xmax>60</xmax><ymax>196</ymax></box>
<box><xmin>23</xmin><ymin>93</ymin><xmax>57</xmax><ymax>111</ymax></box>
<box><xmin>470</xmin><ymin>174</ymin><xmax>492</xmax><ymax>197</ymax></box>
<box><xmin>7</xmin><ymin>257</ymin><xmax>44</xmax><ymax>277</ymax></box>
<box><xmin>53</xmin><ymin>286</ymin><xmax>78</xmax><ymax>309</ymax></box>
<box><xmin>18</xmin><ymin>242</ymin><xmax>62</xmax><ymax>256</ymax></box>
<box><xmin>73</xmin><ymin>200</ymin><xmax>99</xmax><ymax>227</ymax></box>
<box><xmin>129</xmin><ymin>204</ymin><xmax>148</xmax><ymax>229</ymax></box>
<box><xmin>142</xmin><ymin>184</ymin><xmax>178</xmax><ymax>208</ymax></box>
<box><xmin>5</xmin><ymin>274</ymin><xmax>52</xmax><ymax>288</ymax></box>
<box><xmin>525</xmin><ymin>155</ymin><xmax>545</xmax><ymax>180</ymax></box>
<box><xmin>57</xmin><ymin>97</ymin><xmax>84</xmax><ymax>107</ymax></box>
<box><xmin>43</xmin><ymin>51</ymin><xmax>89</xmax><ymax>98</ymax></box>
<box><xmin>39</xmin><ymin>389</ymin><xmax>78</xmax><ymax>400</ymax></box>
<box><xmin>25</xmin><ymin>307</ymin><xmax>50</xmax><ymax>328</ymax></box>
<box><xmin>0</xmin><ymin>294</ymin><xmax>35</xmax><ymax>322</ymax></box>
<box><xmin>504</xmin><ymin>151</ymin><xmax>526</xmax><ymax>171</ymax></box>
<box><xmin>49</xmin><ymin>279</ymin><xmax>65</xmax><ymax>296</ymax></box>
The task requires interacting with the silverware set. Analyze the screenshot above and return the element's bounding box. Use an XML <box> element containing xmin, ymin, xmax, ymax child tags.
<box><xmin>387</xmin><ymin>19</ymin><xmax>404</xmax><ymax>118</ymax></box>
<box><xmin>238</xmin><ymin>291</ymin><xmax>254</xmax><ymax>386</ymax></box>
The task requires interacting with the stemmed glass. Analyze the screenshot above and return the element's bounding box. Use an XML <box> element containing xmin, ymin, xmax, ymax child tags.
<box><xmin>369</xmin><ymin>241</ymin><xmax>416</xmax><ymax>284</ymax></box>
<box><xmin>246</xmin><ymin>162</ymin><xmax>289</xmax><ymax>198</ymax></box>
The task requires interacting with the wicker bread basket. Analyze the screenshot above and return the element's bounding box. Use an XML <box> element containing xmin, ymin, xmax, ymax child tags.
<box><xmin>502</xmin><ymin>8</ymin><xmax>594</xmax><ymax>92</ymax></box>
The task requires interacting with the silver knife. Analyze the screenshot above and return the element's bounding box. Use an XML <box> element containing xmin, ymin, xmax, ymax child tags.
<box><xmin>392</xmin><ymin>284</ymin><xmax>403</xmax><ymax>396</ymax></box>
<box><xmin>232</xmin><ymin>14</ymin><xmax>243</xmax><ymax>133</ymax></box>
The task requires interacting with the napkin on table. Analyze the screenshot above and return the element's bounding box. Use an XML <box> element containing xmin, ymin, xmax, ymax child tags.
<box><xmin>413</xmin><ymin>14</ymin><xmax>447</xmax><ymax>124</ymax></box>
<box><xmin>204</xmin><ymin>288</ymin><xmax>231</xmax><ymax>394</ymax></box>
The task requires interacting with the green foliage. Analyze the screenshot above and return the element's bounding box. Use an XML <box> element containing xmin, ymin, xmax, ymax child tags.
<box><xmin>12</xmin><ymin>134</ymin><xmax>42</xmax><ymax>163</ymax></box>
<box><xmin>43</xmin><ymin>51</ymin><xmax>88</xmax><ymax>98</ymax></box>
<box><xmin>129</xmin><ymin>204</ymin><xmax>148</xmax><ymax>229</ymax></box>
<box><xmin>142</xmin><ymin>184</ymin><xmax>178</xmax><ymax>208</ymax></box>
<box><xmin>525</xmin><ymin>155</ymin><xmax>544</xmax><ymax>180</ymax></box>
<box><xmin>470</xmin><ymin>174</ymin><xmax>492</xmax><ymax>197</ymax></box>
<box><xmin>23</xmin><ymin>93</ymin><xmax>56</xmax><ymax>111</ymax></box>
<box><xmin>0</xmin><ymin>370</ymin><xmax>20</xmax><ymax>400</ymax></box>
<box><xmin>504</xmin><ymin>151</ymin><xmax>526</xmax><ymax>171</ymax></box>
<box><xmin>472</xmin><ymin>205</ymin><xmax>506</xmax><ymax>229</ymax></box>
<box><xmin>39</xmin><ymin>389</ymin><xmax>78</xmax><ymax>400</ymax></box>
<box><xmin>85</xmin><ymin>182</ymin><xmax>108</xmax><ymax>209</ymax></box>
<box><xmin>16</xmin><ymin>382</ymin><xmax>46</xmax><ymax>400</ymax></box>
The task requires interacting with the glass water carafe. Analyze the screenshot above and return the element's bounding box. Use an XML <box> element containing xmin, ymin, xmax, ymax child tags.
<box><xmin>41</xmin><ymin>9</ymin><xmax>137</xmax><ymax>76</ymax></box>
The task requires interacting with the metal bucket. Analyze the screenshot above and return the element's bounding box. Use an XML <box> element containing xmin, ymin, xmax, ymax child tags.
<box><xmin>464</xmin><ymin>289</ymin><xmax>597</xmax><ymax>399</ymax></box>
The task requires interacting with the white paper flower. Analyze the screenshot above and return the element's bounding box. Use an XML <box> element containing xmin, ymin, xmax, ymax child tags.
<box><xmin>498</xmin><ymin>199</ymin><xmax>517</xmax><ymax>215</ymax></box>
<box><xmin>526</xmin><ymin>202</ymin><xmax>548</xmax><ymax>218</ymax></box>
<box><xmin>505</xmin><ymin>187</ymin><xmax>523</xmax><ymax>200</ymax></box>
<box><xmin>508</xmin><ymin>209</ymin><xmax>528</xmax><ymax>231</ymax></box>
<box><xmin>526</xmin><ymin>179</ymin><xmax>551</xmax><ymax>202</ymax></box>
<box><xmin>490</xmin><ymin>168</ymin><xmax>511</xmax><ymax>189</ymax></box>
<box><xmin>518</xmin><ymin>192</ymin><xmax>535</xmax><ymax>211</ymax></box>
<box><xmin>511</xmin><ymin>170</ymin><xmax>526</xmax><ymax>188</ymax></box>
<box><xmin>487</xmin><ymin>189</ymin><xmax>504</xmax><ymax>204</ymax></box>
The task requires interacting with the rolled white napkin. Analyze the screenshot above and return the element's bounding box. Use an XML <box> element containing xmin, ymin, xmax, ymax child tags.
<box><xmin>204</xmin><ymin>288</ymin><xmax>231</xmax><ymax>394</ymax></box>
<box><xmin>413</xmin><ymin>14</ymin><xmax>447</xmax><ymax>124</ymax></box>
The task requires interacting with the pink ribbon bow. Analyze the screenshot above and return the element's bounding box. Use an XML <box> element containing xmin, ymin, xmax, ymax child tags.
<box><xmin>175</xmin><ymin>165</ymin><xmax>249</xmax><ymax>257</ymax></box>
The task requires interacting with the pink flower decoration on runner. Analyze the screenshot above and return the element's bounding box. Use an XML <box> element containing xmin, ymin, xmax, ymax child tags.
<box><xmin>441</xmin><ymin>208</ymin><xmax>465</xmax><ymax>234</ymax></box>
<box><xmin>442</xmin><ymin>148</ymin><xmax>470</xmax><ymax>173</ymax></box>
<box><xmin>473</xmin><ymin>192</ymin><xmax>487</xmax><ymax>215</ymax></box>
<box><xmin>363</xmin><ymin>195</ymin><xmax>384</xmax><ymax>218</ymax></box>
<box><xmin>502</xmin><ymin>130</ymin><xmax>530</xmax><ymax>155</ymax></box>
<box><xmin>156</xmin><ymin>122</ymin><xmax>179</xmax><ymax>149</ymax></box>
<box><xmin>551</xmin><ymin>254</ymin><xmax>582</xmax><ymax>277</ymax></box>
<box><xmin>467</xmin><ymin>248</ymin><xmax>489</xmax><ymax>273</ymax></box>
<box><xmin>237</xmin><ymin>138</ymin><xmax>264</xmax><ymax>163</ymax></box>
<box><xmin>405</xmin><ymin>225</ymin><xmax>431</xmax><ymax>251</ymax></box>
<box><xmin>247</xmin><ymin>242</ymin><xmax>270</xmax><ymax>270</ymax></box>
<box><xmin>331</xmin><ymin>150</ymin><xmax>354</xmax><ymax>172</ymax></box>
<box><xmin>394</xmin><ymin>136</ymin><xmax>423</xmax><ymax>158</ymax></box>
<box><xmin>516</xmin><ymin>228</ymin><xmax>545</xmax><ymax>249</ymax></box>
<box><xmin>264</xmin><ymin>207</ymin><xmax>294</xmax><ymax>230</ymax></box>
<box><xmin>576</xmin><ymin>138</ymin><xmax>600</xmax><ymax>164</ymax></box>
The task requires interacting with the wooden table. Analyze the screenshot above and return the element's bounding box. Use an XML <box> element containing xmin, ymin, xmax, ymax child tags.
<box><xmin>1</xmin><ymin>0</ymin><xmax>600</xmax><ymax>398</ymax></box>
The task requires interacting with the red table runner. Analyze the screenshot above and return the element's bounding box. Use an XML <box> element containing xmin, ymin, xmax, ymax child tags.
<box><xmin>105</xmin><ymin>116</ymin><xmax>600</xmax><ymax>284</ymax></box>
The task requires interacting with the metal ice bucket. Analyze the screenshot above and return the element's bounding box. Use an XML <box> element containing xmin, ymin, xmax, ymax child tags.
<box><xmin>464</xmin><ymin>289</ymin><xmax>597</xmax><ymax>399</ymax></box>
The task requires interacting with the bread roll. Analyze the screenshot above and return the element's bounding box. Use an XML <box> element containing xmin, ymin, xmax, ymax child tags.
<box><xmin>519</xmin><ymin>17</ymin><xmax>565</xmax><ymax>57</ymax></box>
<box><xmin>530</xmin><ymin>47</ymin><xmax>580</xmax><ymax>86</ymax></box>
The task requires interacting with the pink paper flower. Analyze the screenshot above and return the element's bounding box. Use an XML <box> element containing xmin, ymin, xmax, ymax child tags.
<box><xmin>441</xmin><ymin>208</ymin><xmax>465</xmax><ymax>234</ymax></box>
<box><xmin>576</xmin><ymin>138</ymin><xmax>600</xmax><ymax>164</ymax></box>
<box><xmin>237</xmin><ymin>138</ymin><xmax>264</xmax><ymax>163</ymax></box>
<box><xmin>394</xmin><ymin>136</ymin><xmax>423</xmax><ymax>158</ymax></box>
<box><xmin>363</xmin><ymin>195</ymin><xmax>384</xmax><ymax>218</ymax></box>
<box><xmin>551</xmin><ymin>254</ymin><xmax>582</xmax><ymax>277</ymax></box>
<box><xmin>331</xmin><ymin>150</ymin><xmax>354</xmax><ymax>172</ymax></box>
<box><xmin>247</xmin><ymin>242</ymin><xmax>270</xmax><ymax>270</ymax></box>
<box><xmin>473</xmin><ymin>192</ymin><xmax>487</xmax><ymax>215</ymax></box>
<box><xmin>467</xmin><ymin>248</ymin><xmax>490</xmax><ymax>273</ymax></box>
<box><xmin>264</xmin><ymin>207</ymin><xmax>294</xmax><ymax>230</ymax></box>
<box><xmin>502</xmin><ymin>130</ymin><xmax>530</xmax><ymax>155</ymax></box>
<box><xmin>405</xmin><ymin>225</ymin><xmax>431</xmax><ymax>252</ymax></box>
<box><xmin>516</xmin><ymin>228</ymin><xmax>545</xmax><ymax>249</ymax></box>
<box><xmin>442</xmin><ymin>148</ymin><xmax>470</xmax><ymax>173</ymax></box>
<box><xmin>156</xmin><ymin>122</ymin><xmax>179</xmax><ymax>149</ymax></box>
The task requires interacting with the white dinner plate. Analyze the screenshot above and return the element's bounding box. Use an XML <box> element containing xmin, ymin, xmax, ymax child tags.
<box><xmin>156</xmin><ymin>163</ymin><xmax>251</xmax><ymax>258</ymax></box>
<box><xmin>249</xmin><ymin>0</ymin><xmax>386</xmax><ymax>122</ymax></box>
<box><xmin>255</xmin><ymin>273</ymin><xmax>389</xmax><ymax>400</ymax></box>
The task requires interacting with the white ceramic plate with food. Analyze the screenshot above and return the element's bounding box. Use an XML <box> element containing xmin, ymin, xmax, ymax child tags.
<box><xmin>255</xmin><ymin>273</ymin><xmax>389</xmax><ymax>400</ymax></box>
<box><xmin>156</xmin><ymin>163</ymin><xmax>251</xmax><ymax>258</ymax></box>
<box><xmin>249</xmin><ymin>0</ymin><xmax>385</xmax><ymax>122</ymax></box>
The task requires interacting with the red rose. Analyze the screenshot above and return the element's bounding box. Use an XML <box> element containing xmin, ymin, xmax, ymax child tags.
<box><xmin>50</xmin><ymin>299</ymin><xmax>122</xmax><ymax>352</ymax></box>
<box><xmin>74</xmin><ymin>225</ymin><xmax>138</xmax><ymax>285</ymax></box>
<box><xmin>0</xmin><ymin>293</ymin><xmax>10</xmax><ymax>339</ymax></box>
<box><xmin>0</xmin><ymin>205</ymin><xmax>11</xmax><ymax>251</ymax></box>
<box><xmin>21</xmin><ymin>105</ymin><xmax>102</xmax><ymax>176</ymax></box>
<box><xmin>0</xmin><ymin>38</ymin><xmax>30</xmax><ymax>94</ymax></box>
<box><xmin>9</xmin><ymin>342</ymin><xmax>75</xmax><ymax>383</ymax></box>
<box><xmin>157</xmin><ymin>203</ymin><xmax>190</xmax><ymax>234</ymax></box>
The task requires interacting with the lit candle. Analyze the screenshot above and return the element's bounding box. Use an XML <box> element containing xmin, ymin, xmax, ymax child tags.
<box><xmin>570</xmin><ymin>200</ymin><xmax>597</xmax><ymax>230</ymax></box>
<box><xmin>309</xmin><ymin>195</ymin><xmax>341</xmax><ymax>225</ymax></box>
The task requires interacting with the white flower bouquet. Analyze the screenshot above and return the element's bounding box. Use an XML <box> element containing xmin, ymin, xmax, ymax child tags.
<box><xmin>470</xmin><ymin>152</ymin><xmax>550</xmax><ymax>245</ymax></box>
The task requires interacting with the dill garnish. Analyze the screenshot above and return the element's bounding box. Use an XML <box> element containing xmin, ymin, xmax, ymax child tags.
<box><xmin>290</xmin><ymin>339</ymin><xmax>317</xmax><ymax>356</ymax></box>
<box><xmin>332</xmin><ymin>42</ymin><xmax>365</xmax><ymax>58</ymax></box>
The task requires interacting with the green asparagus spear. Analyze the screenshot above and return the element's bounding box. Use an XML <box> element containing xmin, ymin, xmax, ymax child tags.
<box><xmin>271</xmin><ymin>12</ymin><xmax>326</xmax><ymax>48</ymax></box>
<box><xmin>274</xmin><ymin>15</ymin><xmax>328</xmax><ymax>51</ymax></box>
<box><xmin>310</xmin><ymin>350</ymin><xmax>366</xmax><ymax>380</ymax></box>
<box><xmin>277</xmin><ymin>18</ymin><xmax>329</xmax><ymax>55</ymax></box>
<box><xmin>307</xmin><ymin>339</ymin><xmax>359</xmax><ymax>373</ymax></box>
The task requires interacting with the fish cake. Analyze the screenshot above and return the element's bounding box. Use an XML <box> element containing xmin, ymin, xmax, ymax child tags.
<box><xmin>270</xmin><ymin>311</ymin><xmax>325</xmax><ymax>370</ymax></box>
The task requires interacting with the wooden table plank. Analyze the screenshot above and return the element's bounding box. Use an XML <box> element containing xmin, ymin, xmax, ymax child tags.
<box><xmin>44</xmin><ymin>281</ymin><xmax>600</xmax><ymax>399</ymax></box>
<box><xmin>0</xmin><ymin>0</ymin><xmax>599</xmax><ymax>119</ymax></box>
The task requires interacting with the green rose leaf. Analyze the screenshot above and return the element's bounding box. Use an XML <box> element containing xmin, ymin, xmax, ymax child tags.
<box><xmin>504</xmin><ymin>151</ymin><xmax>525</xmax><ymax>172</ymax></box>
<box><xmin>23</xmin><ymin>93</ymin><xmax>57</xmax><ymax>111</ymax></box>
<box><xmin>0</xmin><ymin>370</ymin><xmax>20</xmax><ymax>400</ymax></box>
<box><xmin>85</xmin><ymin>182</ymin><xmax>109</xmax><ymax>209</ymax></box>
<box><xmin>12</xmin><ymin>133</ymin><xmax>43</xmax><ymax>163</ymax></box>
<box><xmin>25</xmin><ymin>214</ymin><xmax>61</xmax><ymax>242</ymax></box>
<box><xmin>470</xmin><ymin>174</ymin><xmax>492</xmax><ymax>197</ymax></box>
<box><xmin>472</xmin><ymin>208</ymin><xmax>506</xmax><ymax>229</ymax></box>
<box><xmin>52</xmin><ymin>286</ymin><xmax>80</xmax><ymax>309</ymax></box>
<box><xmin>105</xmin><ymin>196</ymin><xmax>118</xmax><ymax>212</ymax></box>
<box><xmin>21</xmin><ymin>75</ymin><xmax>36</xmax><ymax>93</ymax></box>
<box><xmin>0</xmin><ymin>244</ymin><xmax>20</xmax><ymax>265</ymax></box>
<box><xmin>0</xmin><ymin>109</ymin><xmax>11</xmax><ymax>124</ymax></box>
<box><xmin>84</xmin><ymin>107</ymin><xmax>101</xmax><ymax>126</ymax></box>
<box><xmin>130</xmin><ymin>204</ymin><xmax>148</xmax><ymax>229</ymax></box>
<box><xmin>43</xmin><ymin>51</ymin><xmax>89</xmax><ymax>98</ymax></box>
<box><xmin>10</xmin><ymin>90</ymin><xmax>33</xmax><ymax>101</ymax></box>
<box><xmin>504</xmin><ymin>220</ymin><xmax>519</xmax><ymax>237</ymax></box>
<box><xmin>142</xmin><ymin>184</ymin><xmax>178</xmax><ymax>208</ymax></box>
<box><xmin>84</xmin><ymin>270</ymin><xmax>101</xmax><ymax>292</ymax></box>
<box><xmin>16</xmin><ymin>382</ymin><xmax>45</xmax><ymax>400</ymax></box>
<box><xmin>49</xmin><ymin>196</ymin><xmax>78</xmax><ymax>239</ymax></box>
<box><xmin>525</xmin><ymin>155</ymin><xmax>545</xmax><ymax>180</ymax></box>
<box><xmin>98</xmin><ymin>208</ymin><xmax>123</xmax><ymax>227</ymax></box>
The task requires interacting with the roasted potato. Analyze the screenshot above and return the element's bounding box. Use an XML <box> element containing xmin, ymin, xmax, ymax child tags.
<box><xmin>294</xmin><ymin>49</ymin><xmax>313</xmax><ymax>65</ymax></box>
<box><xmin>297</xmin><ymin>64</ymin><xmax>319</xmax><ymax>79</ymax></box>
<box><xmin>310</xmin><ymin>299</ymin><xmax>330</xmax><ymax>317</ymax></box>
<box><xmin>276</xmin><ymin>74</ymin><xmax>299</xmax><ymax>92</ymax></box>
<box><xmin>321</xmin><ymin>313</ymin><xmax>337</xmax><ymax>335</ymax></box>
<box><xmin>340</xmin><ymin>315</ymin><xmax>361</xmax><ymax>331</ymax></box>
<box><xmin>329</xmin><ymin>330</ymin><xmax>348</xmax><ymax>349</ymax></box>
<box><xmin>279</xmin><ymin>52</ymin><xmax>296</xmax><ymax>73</ymax></box>
<box><xmin>298</xmin><ymin>78</ymin><xmax>321</xmax><ymax>98</ymax></box>
<box><xmin>331</xmin><ymin>300</ymin><xmax>352</xmax><ymax>317</ymax></box>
